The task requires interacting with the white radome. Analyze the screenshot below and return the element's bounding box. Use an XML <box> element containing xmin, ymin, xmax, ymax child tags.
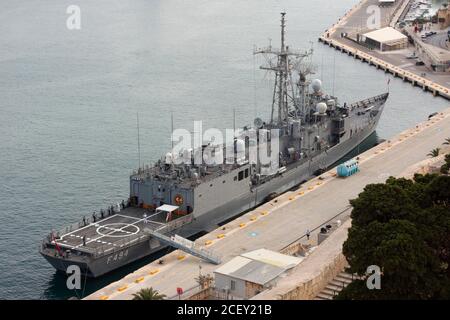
<box><xmin>316</xmin><ymin>102</ymin><xmax>328</xmax><ymax>114</ymax></box>
<box><xmin>311</xmin><ymin>79</ymin><xmax>322</xmax><ymax>93</ymax></box>
<box><xmin>165</xmin><ymin>152</ymin><xmax>173</xmax><ymax>164</ymax></box>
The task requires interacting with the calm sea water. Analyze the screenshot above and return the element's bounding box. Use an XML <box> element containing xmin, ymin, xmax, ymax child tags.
<box><xmin>0</xmin><ymin>0</ymin><xmax>448</xmax><ymax>299</ymax></box>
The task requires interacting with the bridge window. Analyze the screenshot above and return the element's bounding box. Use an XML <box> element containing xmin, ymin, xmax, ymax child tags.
<box><xmin>245</xmin><ymin>168</ymin><xmax>249</xmax><ymax>178</ymax></box>
<box><xmin>238</xmin><ymin>171</ymin><xmax>244</xmax><ymax>181</ymax></box>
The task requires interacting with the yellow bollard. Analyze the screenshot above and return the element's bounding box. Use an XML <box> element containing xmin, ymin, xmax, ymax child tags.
<box><xmin>217</xmin><ymin>234</ymin><xmax>225</xmax><ymax>239</ymax></box>
<box><xmin>239</xmin><ymin>223</ymin><xmax>246</xmax><ymax>227</ymax></box>
<box><xmin>135</xmin><ymin>277</ymin><xmax>145</xmax><ymax>283</ymax></box>
<box><xmin>117</xmin><ymin>285</ymin><xmax>128</xmax><ymax>292</ymax></box>
<box><xmin>205</xmin><ymin>240</ymin><xmax>213</xmax><ymax>246</ymax></box>
<box><xmin>100</xmin><ymin>295</ymin><xmax>109</xmax><ymax>300</ymax></box>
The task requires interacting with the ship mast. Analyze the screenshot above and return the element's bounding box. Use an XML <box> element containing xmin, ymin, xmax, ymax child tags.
<box><xmin>254</xmin><ymin>12</ymin><xmax>312</xmax><ymax>125</ymax></box>
<box><xmin>278</xmin><ymin>12</ymin><xmax>288</xmax><ymax>125</ymax></box>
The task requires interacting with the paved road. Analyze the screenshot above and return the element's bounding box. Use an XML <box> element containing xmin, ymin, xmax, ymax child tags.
<box><xmin>86</xmin><ymin>108</ymin><xmax>450</xmax><ymax>300</ymax></box>
<box><xmin>425</xmin><ymin>31</ymin><xmax>450</xmax><ymax>50</ymax></box>
<box><xmin>333</xmin><ymin>0</ymin><xmax>400</xmax><ymax>36</ymax></box>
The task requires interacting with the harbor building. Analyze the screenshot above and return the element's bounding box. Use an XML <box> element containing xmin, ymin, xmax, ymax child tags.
<box><xmin>437</xmin><ymin>2</ymin><xmax>450</xmax><ymax>29</ymax></box>
<box><xmin>213</xmin><ymin>249</ymin><xmax>302</xmax><ymax>299</ymax></box>
<box><xmin>362</xmin><ymin>27</ymin><xmax>408</xmax><ymax>51</ymax></box>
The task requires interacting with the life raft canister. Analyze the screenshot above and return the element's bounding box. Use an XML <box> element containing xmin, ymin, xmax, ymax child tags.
<box><xmin>174</xmin><ymin>194</ymin><xmax>184</xmax><ymax>205</ymax></box>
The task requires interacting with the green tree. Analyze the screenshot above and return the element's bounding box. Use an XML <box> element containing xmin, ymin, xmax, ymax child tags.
<box><xmin>349</xmin><ymin>181</ymin><xmax>418</xmax><ymax>226</ymax></box>
<box><xmin>443</xmin><ymin>138</ymin><xmax>450</xmax><ymax>145</ymax></box>
<box><xmin>132</xmin><ymin>287</ymin><xmax>166</xmax><ymax>300</ymax></box>
<box><xmin>339</xmin><ymin>174</ymin><xmax>450</xmax><ymax>299</ymax></box>
<box><xmin>427</xmin><ymin>148</ymin><xmax>441</xmax><ymax>158</ymax></box>
<box><xmin>441</xmin><ymin>154</ymin><xmax>450</xmax><ymax>174</ymax></box>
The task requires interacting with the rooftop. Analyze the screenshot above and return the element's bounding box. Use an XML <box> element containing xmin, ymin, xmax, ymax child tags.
<box><xmin>214</xmin><ymin>249</ymin><xmax>302</xmax><ymax>285</ymax></box>
<box><xmin>363</xmin><ymin>27</ymin><xmax>407</xmax><ymax>45</ymax></box>
<box><xmin>241</xmin><ymin>248</ymin><xmax>303</xmax><ymax>269</ymax></box>
<box><xmin>214</xmin><ymin>256</ymin><xmax>286</xmax><ymax>285</ymax></box>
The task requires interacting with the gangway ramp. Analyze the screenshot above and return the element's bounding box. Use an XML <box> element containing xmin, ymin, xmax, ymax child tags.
<box><xmin>144</xmin><ymin>229</ymin><xmax>221</xmax><ymax>265</ymax></box>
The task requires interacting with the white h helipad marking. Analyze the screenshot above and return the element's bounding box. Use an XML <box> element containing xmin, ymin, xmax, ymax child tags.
<box><xmin>70</xmin><ymin>215</ymin><xmax>160</xmax><ymax>249</ymax></box>
<box><xmin>96</xmin><ymin>223</ymin><xmax>140</xmax><ymax>238</ymax></box>
<box><xmin>55</xmin><ymin>211</ymin><xmax>165</xmax><ymax>250</ymax></box>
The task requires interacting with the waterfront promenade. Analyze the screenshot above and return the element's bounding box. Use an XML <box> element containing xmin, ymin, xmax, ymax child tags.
<box><xmin>319</xmin><ymin>0</ymin><xmax>450</xmax><ymax>99</ymax></box>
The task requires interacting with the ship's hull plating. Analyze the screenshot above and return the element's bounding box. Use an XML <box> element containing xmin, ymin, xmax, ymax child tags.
<box><xmin>189</xmin><ymin>116</ymin><xmax>380</xmax><ymax>231</ymax></box>
<box><xmin>41</xmin><ymin>105</ymin><xmax>382</xmax><ymax>278</ymax></box>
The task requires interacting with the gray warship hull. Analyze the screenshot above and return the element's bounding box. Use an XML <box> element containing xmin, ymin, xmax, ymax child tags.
<box><xmin>40</xmin><ymin>13</ymin><xmax>389</xmax><ymax>278</ymax></box>
<box><xmin>194</xmin><ymin>113</ymin><xmax>381</xmax><ymax>229</ymax></box>
<box><xmin>40</xmin><ymin>94</ymin><xmax>385</xmax><ymax>277</ymax></box>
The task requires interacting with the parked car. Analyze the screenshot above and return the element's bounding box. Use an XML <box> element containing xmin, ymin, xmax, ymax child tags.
<box><xmin>415</xmin><ymin>61</ymin><xmax>425</xmax><ymax>66</ymax></box>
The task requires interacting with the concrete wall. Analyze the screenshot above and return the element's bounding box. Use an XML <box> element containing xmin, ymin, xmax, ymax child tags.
<box><xmin>245</xmin><ymin>281</ymin><xmax>264</xmax><ymax>299</ymax></box>
<box><xmin>274</xmin><ymin>253</ymin><xmax>348</xmax><ymax>300</ymax></box>
<box><xmin>214</xmin><ymin>273</ymin><xmax>246</xmax><ymax>299</ymax></box>
<box><xmin>280</xmin><ymin>241</ymin><xmax>309</xmax><ymax>256</ymax></box>
<box><xmin>187</xmin><ymin>287</ymin><xmax>213</xmax><ymax>300</ymax></box>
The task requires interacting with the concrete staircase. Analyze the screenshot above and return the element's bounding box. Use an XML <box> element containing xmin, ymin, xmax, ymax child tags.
<box><xmin>314</xmin><ymin>272</ymin><xmax>355</xmax><ymax>300</ymax></box>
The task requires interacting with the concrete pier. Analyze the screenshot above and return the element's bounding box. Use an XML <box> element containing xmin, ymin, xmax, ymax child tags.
<box><xmin>85</xmin><ymin>108</ymin><xmax>450</xmax><ymax>300</ymax></box>
<box><xmin>319</xmin><ymin>0</ymin><xmax>450</xmax><ymax>100</ymax></box>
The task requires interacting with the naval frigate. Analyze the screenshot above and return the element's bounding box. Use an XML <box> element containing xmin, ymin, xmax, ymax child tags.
<box><xmin>40</xmin><ymin>13</ymin><xmax>388</xmax><ymax>277</ymax></box>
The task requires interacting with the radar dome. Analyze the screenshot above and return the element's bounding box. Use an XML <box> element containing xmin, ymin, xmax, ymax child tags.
<box><xmin>316</xmin><ymin>102</ymin><xmax>328</xmax><ymax>115</ymax></box>
<box><xmin>311</xmin><ymin>79</ymin><xmax>322</xmax><ymax>93</ymax></box>
<box><xmin>254</xmin><ymin>117</ymin><xmax>264</xmax><ymax>128</ymax></box>
<box><xmin>165</xmin><ymin>152</ymin><xmax>173</xmax><ymax>164</ymax></box>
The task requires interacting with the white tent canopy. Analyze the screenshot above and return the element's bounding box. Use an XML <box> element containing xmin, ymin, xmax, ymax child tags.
<box><xmin>155</xmin><ymin>204</ymin><xmax>179</xmax><ymax>213</ymax></box>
